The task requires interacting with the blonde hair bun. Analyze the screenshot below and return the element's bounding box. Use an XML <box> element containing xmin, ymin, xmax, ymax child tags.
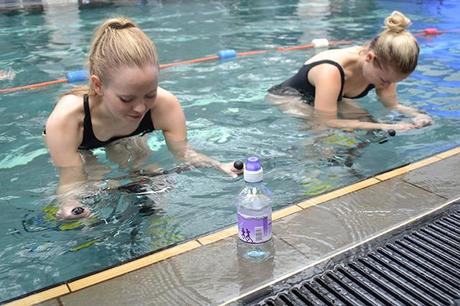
<box><xmin>384</xmin><ymin>11</ymin><xmax>411</xmax><ymax>33</ymax></box>
<box><xmin>104</xmin><ymin>17</ymin><xmax>136</xmax><ymax>30</ymax></box>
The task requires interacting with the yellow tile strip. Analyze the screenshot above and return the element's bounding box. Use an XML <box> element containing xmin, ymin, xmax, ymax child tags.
<box><xmin>272</xmin><ymin>204</ymin><xmax>303</xmax><ymax>221</ymax></box>
<box><xmin>435</xmin><ymin>146</ymin><xmax>460</xmax><ymax>159</ymax></box>
<box><xmin>375</xmin><ymin>156</ymin><xmax>441</xmax><ymax>181</ymax></box>
<box><xmin>298</xmin><ymin>178</ymin><xmax>380</xmax><ymax>209</ymax></box>
<box><xmin>68</xmin><ymin>240</ymin><xmax>201</xmax><ymax>292</ymax></box>
<box><xmin>7</xmin><ymin>146</ymin><xmax>460</xmax><ymax>305</ymax></box>
<box><xmin>198</xmin><ymin>226</ymin><xmax>238</xmax><ymax>245</ymax></box>
<box><xmin>3</xmin><ymin>284</ymin><xmax>69</xmax><ymax>306</ymax></box>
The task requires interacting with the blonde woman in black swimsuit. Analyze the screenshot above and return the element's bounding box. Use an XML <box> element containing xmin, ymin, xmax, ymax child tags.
<box><xmin>268</xmin><ymin>11</ymin><xmax>432</xmax><ymax>132</ymax></box>
<box><xmin>44</xmin><ymin>17</ymin><xmax>241</xmax><ymax>219</ymax></box>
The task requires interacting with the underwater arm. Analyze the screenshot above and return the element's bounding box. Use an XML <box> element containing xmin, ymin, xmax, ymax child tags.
<box><xmin>44</xmin><ymin>99</ymin><xmax>90</xmax><ymax>219</ymax></box>
<box><xmin>377</xmin><ymin>83</ymin><xmax>432</xmax><ymax>128</ymax></box>
<box><xmin>324</xmin><ymin>118</ymin><xmax>415</xmax><ymax>131</ymax></box>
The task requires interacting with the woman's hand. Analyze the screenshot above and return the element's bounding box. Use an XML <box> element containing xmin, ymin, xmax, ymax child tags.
<box><xmin>176</xmin><ymin>145</ymin><xmax>243</xmax><ymax>178</ymax></box>
<box><xmin>387</xmin><ymin>122</ymin><xmax>417</xmax><ymax>132</ymax></box>
<box><xmin>56</xmin><ymin>198</ymin><xmax>91</xmax><ymax>220</ymax></box>
<box><xmin>187</xmin><ymin>156</ymin><xmax>243</xmax><ymax>178</ymax></box>
<box><xmin>412</xmin><ymin>113</ymin><xmax>433</xmax><ymax>128</ymax></box>
<box><xmin>218</xmin><ymin>161</ymin><xmax>244</xmax><ymax>178</ymax></box>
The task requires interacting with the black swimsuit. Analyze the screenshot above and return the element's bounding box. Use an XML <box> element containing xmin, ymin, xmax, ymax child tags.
<box><xmin>44</xmin><ymin>94</ymin><xmax>155</xmax><ymax>150</ymax></box>
<box><xmin>268</xmin><ymin>59</ymin><xmax>375</xmax><ymax>104</ymax></box>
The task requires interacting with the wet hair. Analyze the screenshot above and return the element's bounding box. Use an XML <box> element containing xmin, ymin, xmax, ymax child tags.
<box><xmin>369</xmin><ymin>11</ymin><xmax>419</xmax><ymax>74</ymax></box>
<box><xmin>66</xmin><ymin>17</ymin><xmax>158</xmax><ymax>96</ymax></box>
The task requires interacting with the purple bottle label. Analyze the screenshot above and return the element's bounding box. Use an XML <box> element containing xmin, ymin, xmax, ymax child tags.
<box><xmin>237</xmin><ymin>213</ymin><xmax>272</xmax><ymax>244</ymax></box>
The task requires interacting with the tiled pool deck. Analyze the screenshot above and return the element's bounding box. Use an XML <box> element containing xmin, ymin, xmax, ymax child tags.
<box><xmin>6</xmin><ymin>147</ymin><xmax>460</xmax><ymax>306</ymax></box>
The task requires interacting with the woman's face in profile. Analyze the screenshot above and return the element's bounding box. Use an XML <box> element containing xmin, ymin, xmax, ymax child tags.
<box><xmin>363</xmin><ymin>56</ymin><xmax>408</xmax><ymax>89</ymax></box>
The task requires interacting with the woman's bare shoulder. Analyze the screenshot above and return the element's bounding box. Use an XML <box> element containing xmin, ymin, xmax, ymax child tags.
<box><xmin>306</xmin><ymin>46</ymin><xmax>359</xmax><ymax>65</ymax></box>
<box><xmin>155</xmin><ymin>87</ymin><xmax>181</xmax><ymax>110</ymax></box>
<box><xmin>56</xmin><ymin>94</ymin><xmax>83</xmax><ymax>110</ymax></box>
<box><xmin>47</xmin><ymin>94</ymin><xmax>84</xmax><ymax>130</ymax></box>
<box><xmin>150</xmin><ymin>87</ymin><xmax>184</xmax><ymax>131</ymax></box>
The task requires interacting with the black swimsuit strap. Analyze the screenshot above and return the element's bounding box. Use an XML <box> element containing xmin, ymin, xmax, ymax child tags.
<box><xmin>306</xmin><ymin>59</ymin><xmax>345</xmax><ymax>101</ymax></box>
<box><xmin>81</xmin><ymin>94</ymin><xmax>93</xmax><ymax>147</ymax></box>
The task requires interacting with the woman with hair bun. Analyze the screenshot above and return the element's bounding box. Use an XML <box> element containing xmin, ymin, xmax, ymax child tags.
<box><xmin>44</xmin><ymin>17</ymin><xmax>241</xmax><ymax>219</ymax></box>
<box><xmin>268</xmin><ymin>11</ymin><xmax>432</xmax><ymax>131</ymax></box>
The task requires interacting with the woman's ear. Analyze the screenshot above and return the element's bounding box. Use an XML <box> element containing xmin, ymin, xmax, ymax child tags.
<box><xmin>91</xmin><ymin>75</ymin><xmax>103</xmax><ymax>96</ymax></box>
<box><xmin>365</xmin><ymin>50</ymin><xmax>376</xmax><ymax>63</ymax></box>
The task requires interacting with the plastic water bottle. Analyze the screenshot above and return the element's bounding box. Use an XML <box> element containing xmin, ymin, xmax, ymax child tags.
<box><xmin>236</xmin><ymin>156</ymin><xmax>273</xmax><ymax>262</ymax></box>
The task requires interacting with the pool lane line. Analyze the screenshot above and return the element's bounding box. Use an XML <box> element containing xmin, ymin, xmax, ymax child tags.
<box><xmin>0</xmin><ymin>78</ymin><xmax>68</xmax><ymax>94</ymax></box>
<box><xmin>0</xmin><ymin>40</ymin><xmax>353</xmax><ymax>95</ymax></box>
<box><xmin>0</xmin><ymin>26</ymin><xmax>452</xmax><ymax>95</ymax></box>
<box><xmin>27</xmin><ymin>37</ymin><xmax>454</xmax><ymax>94</ymax></box>
<box><xmin>5</xmin><ymin>145</ymin><xmax>459</xmax><ymax>306</ymax></box>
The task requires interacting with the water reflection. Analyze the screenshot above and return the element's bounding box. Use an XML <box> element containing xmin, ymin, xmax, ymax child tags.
<box><xmin>0</xmin><ymin>166</ymin><xmax>187</xmax><ymax>301</ymax></box>
<box><xmin>236</xmin><ymin>240</ymin><xmax>275</xmax><ymax>294</ymax></box>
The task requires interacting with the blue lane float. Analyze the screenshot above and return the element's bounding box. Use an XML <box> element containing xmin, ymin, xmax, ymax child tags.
<box><xmin>217</xmin><ymin>49</ymin><xmax>237</xmax><ymax>60</ymax></box>
<box><xmin>66</xmin><ymin>69</ymin><xmax>88</xmax><ymax>83</ymax></box>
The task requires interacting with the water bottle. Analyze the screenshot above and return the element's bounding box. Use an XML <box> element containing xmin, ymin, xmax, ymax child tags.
<box><xmin>236</xmin><ymin>156</ymin><xmax>273</xmax><ymax>262</ymax></box>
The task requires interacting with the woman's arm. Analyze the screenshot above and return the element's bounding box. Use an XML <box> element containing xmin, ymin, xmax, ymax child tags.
<box><xmin>377</xmin><ymin>83</ymin><xmax>433</xmax><ymax>128</ymax></box>
<box><xmin>324</xmin><ymin>118</ymin><xmax>416</xmax><ymax>131</ymax></box>
<box><xmin>45</xmin><ymin>95</ymin><xmax>91</xmax><ymax>219</ymax></box>
<box><xmin>313</xmin><ymin>66</ymin><xmax>416</xmax><ymax>131</ymax></box>
<box><xmin>152</xmin><ymin>88</ymin><xmax>240</xmax><ymax>177</ymax></box>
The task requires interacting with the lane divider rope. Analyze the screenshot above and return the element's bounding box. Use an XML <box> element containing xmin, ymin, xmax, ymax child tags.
<box><xmin>0</xmin><ymin>28</ymin><xmax>450</xmax><ymax>94</ymax></box>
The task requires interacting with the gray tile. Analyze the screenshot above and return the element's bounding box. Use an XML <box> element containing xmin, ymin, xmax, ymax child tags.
<box><xmin>402</xmin><ymin>154</ymin><xmax>460</xmax><ymax>200</ymax></box>
<box><xmin>274</xmin><ymin>179</ymin><xmax>445</xmax><ymax>258</ymax></box>
<box><xmin>35</xmin><ymin>298</ymin><xmax>61</xmax><ymax>306</ymax></box>
<box><xmin>61</xmin><ymin>235</ymin><xmax>307</xmax><ymax>306</ymax></box>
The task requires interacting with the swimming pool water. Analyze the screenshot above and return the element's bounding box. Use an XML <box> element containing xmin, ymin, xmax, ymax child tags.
<box><xmin>1</xmin><ymin>0</ymin><xmax>460</xmax><ymax>302</ymax></box>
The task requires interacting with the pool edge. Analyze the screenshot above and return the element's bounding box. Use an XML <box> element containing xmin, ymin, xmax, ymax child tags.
<box><xmin>5</xmin><ymin>146</ymin><xmax>459</xmax><ymax>306</ymax></box>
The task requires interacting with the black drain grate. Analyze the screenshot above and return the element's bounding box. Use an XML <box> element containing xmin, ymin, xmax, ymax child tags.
<box><xmin>255</xmin><ymin>209</ymin><xmax>460</xmax><ymax>306</ymax></box>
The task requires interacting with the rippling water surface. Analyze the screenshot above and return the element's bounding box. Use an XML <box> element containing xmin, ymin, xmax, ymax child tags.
<box><xmin>0</xmin><ymin>0</ymin><xmax>459</xmax><ymax>302</ymax></box>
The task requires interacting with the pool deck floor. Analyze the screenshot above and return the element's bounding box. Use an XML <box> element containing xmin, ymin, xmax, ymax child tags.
<box><xmin>7</xmin><ymin>147</ymin><xmax>460</xmax><ymax>306</ymax></box>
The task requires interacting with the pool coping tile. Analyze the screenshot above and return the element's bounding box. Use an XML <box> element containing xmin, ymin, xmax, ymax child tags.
<box><xmin>374</xmin><ymin>156</ymin><xmax>441</xmax><ymax>181</ymax></box>
<box><xmin>60</xmin><ymin>234</ymin><xmax>308</xmax><ymax>306</ymax></box>
<box><xmin>198</xmin><ymin>226</ymin><xmax>238</xmax><ymax>245</ymax></box>
<box><xmin>297</xmin><ymin>177</ymin><xmax>380</xmax><ymax>209</ymax></box>
<box><xmin>435</xmin><ymin>146</ymin><xmax>460</xmax><ymax>159</ymax></box>
<box><xmin>3</xmin><ymin>285</ymin><xmax>69</xmax><ymax>306</ymax></box>
<box><xmin>399</xmin><ymin>152</ymin><xmax>460</xmax><ymax>200</ymax></box>
<box><xmin>67</xmin><ymin>240</ymin><xmax>201</xmax><ymax>292</ymax></box>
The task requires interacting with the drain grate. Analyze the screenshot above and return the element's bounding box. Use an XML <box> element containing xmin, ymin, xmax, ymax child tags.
<box><xmin>254</xmin><ymin>209</ymin><xmax>460</xmax><ymax>306</ymax></box>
